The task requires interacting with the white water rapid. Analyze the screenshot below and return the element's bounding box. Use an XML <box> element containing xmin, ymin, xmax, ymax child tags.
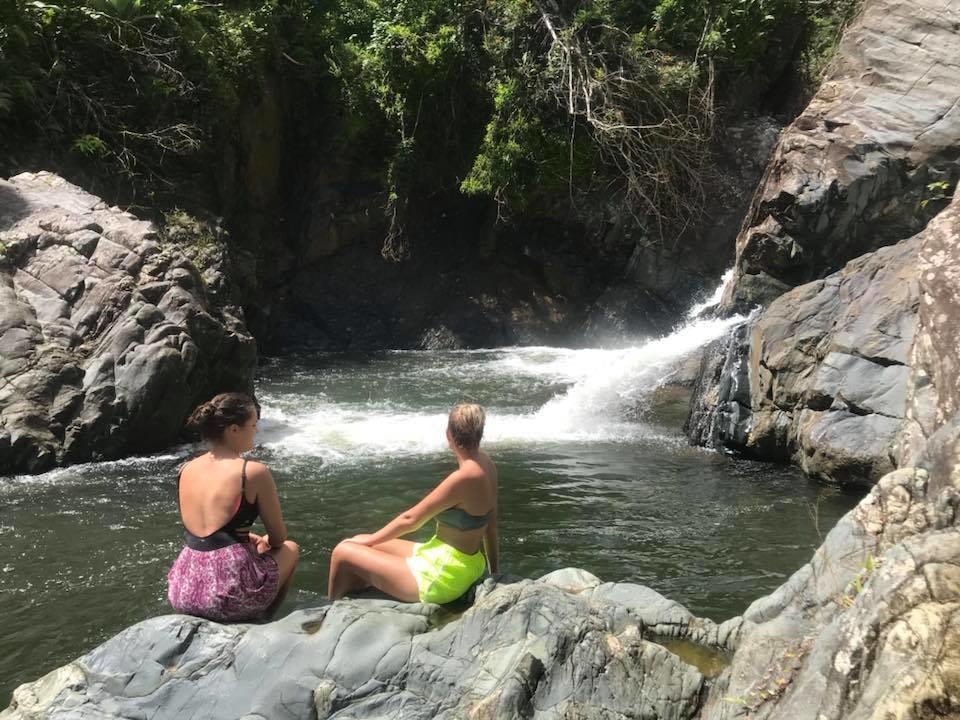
<box><xmin>686</xmin><ymin>267</ymin><xmax>734</xmax><ymax>319</ymax></box>
<box><xmin>256</xmin><ymin>273</ymin><xmax>743</xmax><ymax>464</ymax></box>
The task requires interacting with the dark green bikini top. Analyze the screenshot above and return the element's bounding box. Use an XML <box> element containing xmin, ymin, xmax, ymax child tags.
<box><xmin>436</xmin><ymin>506</ymin><xmax>492</xmax><ymax>531</ymax></box>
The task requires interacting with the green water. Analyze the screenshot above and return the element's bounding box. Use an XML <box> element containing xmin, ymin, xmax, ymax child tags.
<box><xmin>0</xmin><ymin>345</ymin><xmax>860</xmax><ymax>702</ymax></box>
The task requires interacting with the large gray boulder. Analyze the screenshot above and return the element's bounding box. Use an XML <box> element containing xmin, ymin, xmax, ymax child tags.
<box><xmin>686</xmin><ymin>211</ymin><xmax>935</xmax><ymax>485</ymax></box>
<box><xmin>0</xmin><ymin>172</ymin><xmax>256</xmax><ymax>474</ymax></box>
<box><xmin>721</xmin><ymin>0</ymin><xmax>960</xmax><ymax>312</ymax></box>
<box><xmin>697</xmin><ymin>187</ymin><xmax>960</xmax><ymax>720</ymax></box>
<box><xmin>1</xmin><ymin>570</ymin><xmax>737</xmax><ymax>720</ymax></box>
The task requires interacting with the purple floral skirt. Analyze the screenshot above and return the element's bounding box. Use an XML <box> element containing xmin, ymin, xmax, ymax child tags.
<box><xmin>167</xmin><ymin>543</ymin><xmax>279</xmax><ymax>622</ymax></box>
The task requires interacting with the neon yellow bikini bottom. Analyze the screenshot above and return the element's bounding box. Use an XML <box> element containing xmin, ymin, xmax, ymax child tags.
<box><xmin>406</xmin><ymin>535</ymin><xmax>487</xmax><ymax>604</ymax></box>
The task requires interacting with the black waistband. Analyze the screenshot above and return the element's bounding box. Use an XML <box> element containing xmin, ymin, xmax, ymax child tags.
<box><xmin>184</xmin><ymin>529</ymin><xmax>243</xmax><ymax>551</ymax></box>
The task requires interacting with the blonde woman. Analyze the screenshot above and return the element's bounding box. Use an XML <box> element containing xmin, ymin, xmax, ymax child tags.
<box><xmin>328</xmin><ymin>403</ymin><xmax>498</xmax><ymax>604</ymax></box>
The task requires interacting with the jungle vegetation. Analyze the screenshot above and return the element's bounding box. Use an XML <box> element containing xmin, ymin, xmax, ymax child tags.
<box><xmin>0</xmin><ymin>0</ymin><xmax>861</xmax><ymax>254</ymax></box>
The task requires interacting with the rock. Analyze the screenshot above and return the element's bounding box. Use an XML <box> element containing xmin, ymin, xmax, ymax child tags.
<box><xmin>695</xmin><ymin>456</ymin><xmax>960</xmax><ymax>720</ymax></box>
<box><xmin>418</xmin><ymin>325</ymin><xmax>466</xmax><ymax>350</ymax></box>
<box><xmin>0</xmin><ymin>172</ymin><xmax>257</xmax><ymax>474</ymax></box>
<box><xmin>687</xmin><ymin>209</ymin><xmax>943</xmax><ymax>485</ymax></box>
<box><xmin>696</xmin><ymin>184</ymin><xmax>960</xmax><ymax>720</ymax></box>
<box><xmin>900</xmin><ymin>189</ymin><xmax>960</xmax><ymax>473</ymax></box>
<box><xmin>659</xmin><ymin>350</ymin><xmax>705</xmax><ymax>389</ymax></box>
<box><xmin>2</xmin><ymin>574</ymin><xmax>728</xmax><ymax>720</ymax></box>
<box><xmin>580</xmin><ymin>283</ymin><xmax>674</xmax><ymax>343</ymax></box>
<box><xmin>721</xmin><ymin>0</ymin><xmax>960</xmax><ymax>312</ymax></box>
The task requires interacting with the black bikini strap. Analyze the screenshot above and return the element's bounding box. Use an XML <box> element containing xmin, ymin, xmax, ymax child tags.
<box><xmin>241</xmin><ymin>458</ymin><xmax>249</xmax><ymax>492</ymax></box>
<box><xmin>175</xmin><ymin>464</ymin><xmax>186</xmax><ymax>509</ymax></box>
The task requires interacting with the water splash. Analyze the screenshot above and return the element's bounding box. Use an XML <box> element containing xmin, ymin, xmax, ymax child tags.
<box><xmin>256</xmin><ymin>312</ymin><xmax>744</xmax><ymax>463</ymax></box>
<box><xmin>687</xmin><ymin>268</ymin><xmax>734</xmax><ymax>319</ymax></box>
<box><xmin>532</xmin><ymin>314</ymin><xmax>744</xmax><ymax>432</ymax></box>
<box><xmin>7</xmin><ymin>276</ymin><xmax>745</xmax><ymax>472</ymax></box>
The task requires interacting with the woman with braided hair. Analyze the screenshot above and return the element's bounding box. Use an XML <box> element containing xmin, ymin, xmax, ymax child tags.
<box><xmin>167</xmin><ymin>392</ymin><xmax>299</xmax><ymax>621</ymax></box>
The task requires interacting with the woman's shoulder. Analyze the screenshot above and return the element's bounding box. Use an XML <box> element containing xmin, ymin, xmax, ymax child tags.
<box><xmin>476</xmin><ymin>450</ymin><xmax>497</xmax><ymax>470</ymax></box>
<box><xmin>461</xmin><ymin>455</ymin><xmax>495</xmax><ymax>480</ymax></box>
<box><xmin>242</xmin><ymin>458</ymin><xmax>273</xmax><ymax>482</ymax></box>
<box><xmin>178</xmin><ymin>452</ymin><xmax>207</xmax><ymax>477</ymax></box>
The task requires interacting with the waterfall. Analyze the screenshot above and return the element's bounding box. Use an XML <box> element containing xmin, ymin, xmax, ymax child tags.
<box><xmin>686</xmin><ymin>268</ymin><xmax>734</xmax><ymax>319</ymax></box>
<box><xmin>255</xmin><ymin>272</ymin><xmax>743</xmax><ymax>461</ymax></box>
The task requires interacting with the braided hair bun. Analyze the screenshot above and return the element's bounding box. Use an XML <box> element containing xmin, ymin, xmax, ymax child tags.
<box><xmin>187</xmin><ymin>392</ymin><xmax>257</xmax><ymax>440</ymax></box>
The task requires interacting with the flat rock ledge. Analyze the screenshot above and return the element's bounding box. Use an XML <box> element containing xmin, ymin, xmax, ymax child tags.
<box><xmin>1</xmin><ymin>570</ymin><xmax>739</xmax><ymax>720</ymax></box>
<box><xmin>0</xmin><ymin>172</ymin><xmax>256</xmax><ymax>474</ymax></box>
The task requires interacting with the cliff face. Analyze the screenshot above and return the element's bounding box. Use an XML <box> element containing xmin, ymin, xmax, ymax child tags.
<box><xmin>697</xmin><ymin>192</ymin><xmax>960</xmax><ymax>720</ymax></box>
<box><xmin>686</xmin><ymin>0</ymin><xmax>960</xmax><ymax>486</ymax></box>
<box><xmin>678</xmin><ymin>16</ymin><xmax>960</xmax><ymax>707</ymax></box>
<box><xmin>0</xmin><ymin>173</ymin><xmax>255</xmax><ymax>475</ymax></box>
<box><xmin>241</xmin><ymin>117</ymin><xmax>781</xmax><ymax>352</ymax></box>
<box><xmin>686</xmin><ymin>233</ymin><xmax>921</xmax><ymax>486</ymax></box>
<box><xmin>720</xmin><ymin>0</ymin><xmax>960</xmax><ymax>312</ymax></box>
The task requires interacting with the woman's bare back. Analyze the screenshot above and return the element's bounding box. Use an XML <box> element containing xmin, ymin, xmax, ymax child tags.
<box><xmin>178</xmin><ymin>455</ymin><xmax>252</xmax><ymax>537</ymax></box>
<box><xmin>436</xmin><ymin>450</ymin><xmax>498</xmax><ymax>554</ymax></box>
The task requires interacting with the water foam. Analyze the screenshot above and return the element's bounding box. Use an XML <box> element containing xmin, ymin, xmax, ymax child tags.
<box><xmin>687</xmin><ymin>268</ymin><xmax>734</xmax><ymax>319</ymax></box>
<box><xmin>532</xmin><ymin>314</ymin><xmax>744</xmax><ymax>431</ymax></box>
<box><xmin>256</xmin><ymin>310</ymin><xmax>743</xmax><ymax>463</ymax></box>
<box><xmin>3</xmin><ymin>276</ymin><xmax>742</xmax><ymax>475</ymax></box>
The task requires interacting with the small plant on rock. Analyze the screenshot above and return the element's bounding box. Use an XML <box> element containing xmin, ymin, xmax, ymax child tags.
<box><xmin>161</xmin><ymin>209</ymin><xmax>223</xmax><ymax>272</ymax></box>
<box><xmin>920</xmin><ymin>180</ymin><xmax>954</xmax><ymax>209</ymax></box>
<box><xmin>836</xmin><ymin>554</ymin><xmax>880</xmax><ymax>609</ymax></box>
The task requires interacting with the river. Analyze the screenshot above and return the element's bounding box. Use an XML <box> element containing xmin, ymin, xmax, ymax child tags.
<box><xmin>0</xmin><ymin>312</ymin><xmax>860</xmax><ymax>702</ymax></box>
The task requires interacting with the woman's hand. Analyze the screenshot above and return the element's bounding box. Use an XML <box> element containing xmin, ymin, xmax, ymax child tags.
<box><xmin>255</xmin><ymin>535</ymin><xmax>272</xmax><ymax>554</ymax></box>
<box><xmin>345</xmin><ymin>534</ymin><xmax>376</xmax><ymax>546</ymax></box>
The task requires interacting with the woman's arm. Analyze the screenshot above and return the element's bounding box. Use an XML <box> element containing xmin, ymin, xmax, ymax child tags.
<box><xmin>350</xmin><ymin>471</ymin><xmax>464</xmax><ymax>546</ymax></box>
<box><xmin>483</xmin><ymin>509</ymin><xmax>499</xmax><ymax>574</ymax></box>
<box><xmin>248</xmin><ymin>462</ymin><xmax>288</xmax><ymax>548</ymax></box>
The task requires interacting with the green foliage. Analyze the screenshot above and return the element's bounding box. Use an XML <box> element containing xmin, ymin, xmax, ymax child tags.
<box><xmin>161</xmin><ymin>209</ymin><xmax>221</xmax><ymax>269</ymax></box>
<box><xmin>460</xmin><ymin>78</ymin><xmax>568</xmax><ymax>209</ymax></box>
<box><xmin>652</xmin><ymin>0</ymin><xmax>803</xmax><ymax>66</ymax></box>
<box><xmin>798</xmin><ymin>0</ymin><xmax>862</xmax><ymax>88</ymax></box>
<box><xmin>921</xmin><ymin>180</ymin><xmax>954</xmax><ymax>209</ymax></box>
<box><xmin>87</xmin><ymin>0</ymin><xmax>143</xmax><ymax>19</ymax></box>
<box><xmin>837</xmin><ymin>554</ymin><xmax>880</xmax><ymax>609</ymax></box>
<box><xmin>0</xmin><ymin>0</ymin><xmax>863</xmax><ymax>249</ymax></box>
<box><xmin>72</xmin><ymin>133</ymin><xmax>109</xmax><ymax>157</ymax></box>
<box><xmin>0</xmin><ymin>0</ymin><xmax>330</xmax><ymax>202</ymax></box>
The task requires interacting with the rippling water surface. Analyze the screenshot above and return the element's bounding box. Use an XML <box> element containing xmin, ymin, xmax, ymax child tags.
<box><xmin>0</xmin><ymin>315</ymin><xmax>861</xmax><ymax>702</ymax></box>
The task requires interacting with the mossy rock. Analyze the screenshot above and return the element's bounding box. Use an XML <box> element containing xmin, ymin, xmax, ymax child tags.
<box><xmin>160</xmin><ymin>210</ymin><xmax>225</xmax><ymax>272</ymax></box>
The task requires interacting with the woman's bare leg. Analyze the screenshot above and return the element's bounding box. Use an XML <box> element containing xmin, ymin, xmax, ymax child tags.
<box><xmin>267</xmin><ymin>540</ymin><xmax>300</xmax><ymax>613</ymax></box>
<box><xmin>327</xmin><ymin>541</ymin><xmax>419</xmax><ymax>601</ymax></box>
<box><xmin>371</xmin><ymin>539</ymin><xmax>416</xmax><ymax>558</ymax></box>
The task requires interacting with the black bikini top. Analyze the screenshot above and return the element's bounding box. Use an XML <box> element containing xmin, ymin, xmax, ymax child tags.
<box><xmin>177</xmin><ymin>458</ymin><xmax>259</xmax><ymax>551</ymax></box>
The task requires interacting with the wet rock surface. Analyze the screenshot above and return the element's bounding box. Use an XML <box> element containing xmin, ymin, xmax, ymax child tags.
<box><xmin>721</xmin><ymin>0</ymin><xmax>960</xmax><ymax>312</ymax></box>
<box><xmin>687</xmin><ymin>228</ymin><xmax>927</xmax><ymax>486</ymax></box>
<box><xmin>1</xmin><ymin>570</ymin><xmax>736</xmax><ymax>720</ymax></box>
<box><xmin>0</xmin><ymin>172</ymin><xmax>256</xmax><ymax>474</ymax></box>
